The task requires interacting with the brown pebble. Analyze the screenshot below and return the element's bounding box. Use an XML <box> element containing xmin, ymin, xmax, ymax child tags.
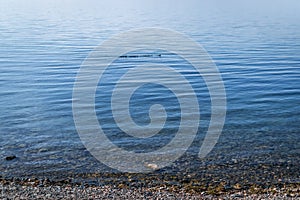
<box><xmin>233</xmin><ymin>183</ymin><xmax>242</xmax><ymax>190</ymax></box>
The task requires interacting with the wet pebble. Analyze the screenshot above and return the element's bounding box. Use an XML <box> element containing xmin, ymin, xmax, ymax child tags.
<box><xmin>146</xmin><ymin>163</ymin><xmax>158</xmax><ymax>170</ymax></box>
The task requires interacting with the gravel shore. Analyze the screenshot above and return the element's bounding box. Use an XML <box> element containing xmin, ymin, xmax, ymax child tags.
<box><xmin>1</xmin><ymin>178</ymin><xmax>299</xmax><ymax>199</ymax></box>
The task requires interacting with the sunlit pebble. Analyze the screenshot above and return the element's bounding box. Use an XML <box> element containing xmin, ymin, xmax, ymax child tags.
<box><xmin>146</xmin><ymin>163</ymin><xmax>158</xmax><ymax>170</ymax></box>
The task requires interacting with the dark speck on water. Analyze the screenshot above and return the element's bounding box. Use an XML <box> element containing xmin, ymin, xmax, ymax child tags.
<box><xmin>119</xmin><ymin>54</ymin><xmax>162</xmax><ymax>58</ymax></box>
<box><xmin>5</xmin><ymin>155</ymin><xmax>17</xmax><ymax>161</ymax></box>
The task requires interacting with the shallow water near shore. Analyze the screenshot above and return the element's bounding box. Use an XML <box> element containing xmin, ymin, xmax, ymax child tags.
<box><xmin>0</xmin><ymin>0</ymin><xmax>299</xmax><ymax>186</ymax></box>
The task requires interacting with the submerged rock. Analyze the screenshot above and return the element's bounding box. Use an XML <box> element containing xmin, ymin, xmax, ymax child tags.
<box><xmin>145</xmin><ymin>163</ymin><xmax>158</xmax><ymax>170</ymax></box>
<box><xmin>5</xmin><ymin>155</ymin><xmax>16</xmax><ymax>161</ymax></box>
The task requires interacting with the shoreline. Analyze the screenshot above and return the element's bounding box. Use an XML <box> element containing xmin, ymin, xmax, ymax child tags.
<box><xmin>1</xmin><ymin>176</ymin><xmax>299</xmax><ymax>199</ymax></box>
<box><xmin>2</xmin><ymin>155</ymin><xmax>299</xmax><ymax>198</ymax></box>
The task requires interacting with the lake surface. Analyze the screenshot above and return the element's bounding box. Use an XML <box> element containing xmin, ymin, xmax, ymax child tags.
<box><xmin>0</xmin><ymin>0</ymin><xmax>299</xmax><ymax>183</ymax></box>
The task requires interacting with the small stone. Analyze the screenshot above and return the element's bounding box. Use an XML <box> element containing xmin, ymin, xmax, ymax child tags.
<box><xmin>231</xmin><ymin>193</ymin><xmax>244</xmax><ymax>198</ymax></box>
<box><xmin>145</xmin><ymin>163</ymin><xmax>158</xmax><ymax>170</ymax></box>
<box><xmin>233</xmin><ymin>183</ymin><xmax>242</xmax><ymax>190</ymax></box>
<box><xmin>5</xmin><ymin>155</ymin><xmax>16</xmax><ymax>161</ymax></box>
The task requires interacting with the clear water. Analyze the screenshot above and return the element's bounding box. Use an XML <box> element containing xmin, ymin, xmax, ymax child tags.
<box><xmin>0</xmin><ymin>0</ymin><xmax>299</xmax><ymax>179</ymax></box>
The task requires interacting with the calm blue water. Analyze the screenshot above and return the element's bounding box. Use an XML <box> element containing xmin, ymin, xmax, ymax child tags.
<box><xmin>0</xmin><ymin>0</ymin><xmax>299</xmax><ymax>179</ymax></box>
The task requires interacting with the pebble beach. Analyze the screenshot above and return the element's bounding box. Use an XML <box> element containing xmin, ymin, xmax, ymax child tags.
<box><xmin>1</xmin><ymin>178</ymin><xmax>299</xmax><ymax>199</ymax></box>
